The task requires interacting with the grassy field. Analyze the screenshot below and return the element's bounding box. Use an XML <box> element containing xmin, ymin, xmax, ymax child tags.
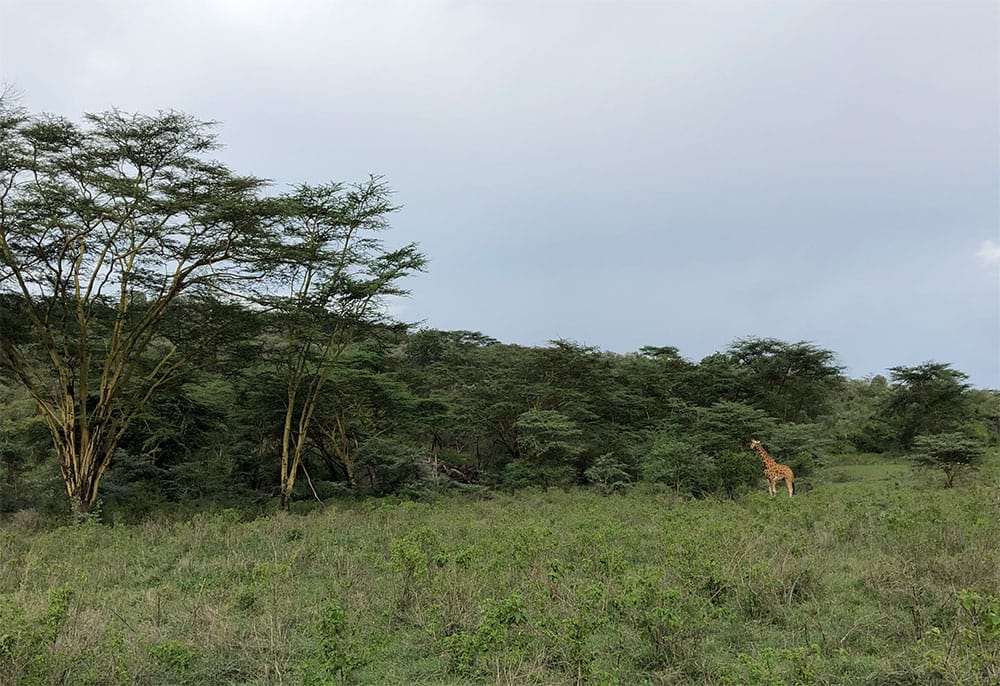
<box><xmin>1</xmin><ymin>455</ymin><xmax>998</xmax><ymax>685</ymax></box>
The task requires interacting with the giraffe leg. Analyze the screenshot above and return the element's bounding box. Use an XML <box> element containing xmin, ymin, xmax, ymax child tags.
<box><xmin>786</xmin><ymin>478</ymin><xmax>793</xmax><ymax>497</ymax></box>
<box><xmin>769</xmin><ymin>478</ymin><xmax>776</xmax><ymax>496</ymax></box>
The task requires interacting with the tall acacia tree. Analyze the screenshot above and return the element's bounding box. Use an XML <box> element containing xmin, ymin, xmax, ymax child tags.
<box><xmin>254</xmin><ymin>180</ymin><xmax>425</xmax><ymax>510</ymax></box>
<box><xmin>0</xmin><ymin>100</ymin><xmax>265</xmax><ymax>516</ymax></box>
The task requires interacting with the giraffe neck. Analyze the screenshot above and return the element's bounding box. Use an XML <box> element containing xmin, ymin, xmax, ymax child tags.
<box><xmin>754</xmin><ymin>444</ymin><xmax>777</xmax><ymax>466</ymax></box>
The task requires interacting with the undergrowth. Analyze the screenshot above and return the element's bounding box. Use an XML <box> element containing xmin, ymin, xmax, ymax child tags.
<box><xmin>0</xmin><ymin>453</ymin><xmax>997</xmax><ymax>685</ymax></box>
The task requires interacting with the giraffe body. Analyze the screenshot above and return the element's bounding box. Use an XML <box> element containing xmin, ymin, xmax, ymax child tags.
<box><xmin>750</xmin><ymin>439</ymin><xmax>794</xmax><ymax>497</ymax></box>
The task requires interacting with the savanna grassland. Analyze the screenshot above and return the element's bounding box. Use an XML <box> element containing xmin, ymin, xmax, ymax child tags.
<box><xmin>2</xmin><ymin>454</ymin><xmax>998</xmax><ymax>686</ymax></box>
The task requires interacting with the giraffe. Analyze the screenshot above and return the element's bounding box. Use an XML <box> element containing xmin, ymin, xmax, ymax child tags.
<box><xmin>749</xmin><ymin>439</ymin><xmax>794</xmax><ymax>497</ymax></box>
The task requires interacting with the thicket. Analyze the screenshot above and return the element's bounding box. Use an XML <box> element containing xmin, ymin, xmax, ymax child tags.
<box><xmin>2</xmin><ymin>327</ymin><xmax>997</xmax><ymax>519</ymax></box>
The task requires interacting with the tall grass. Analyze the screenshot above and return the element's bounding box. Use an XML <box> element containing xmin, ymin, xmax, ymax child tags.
<box><xmin>1</xmin><ymin>454</ymin><xmax>998</xmax><ymax>685</ymax></box>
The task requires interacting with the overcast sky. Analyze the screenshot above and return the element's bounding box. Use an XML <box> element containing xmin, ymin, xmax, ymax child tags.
<box><xmin>1</xmin><ymin>0</ymin><xmax>998</xmax><ymax>387</ymax></box>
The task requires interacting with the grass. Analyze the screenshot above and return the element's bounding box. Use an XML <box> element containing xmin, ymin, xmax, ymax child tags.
<box><xmin>1</xmin><ymin>453</ymin><xmax>998</xmax><ymax>685</ymax></box>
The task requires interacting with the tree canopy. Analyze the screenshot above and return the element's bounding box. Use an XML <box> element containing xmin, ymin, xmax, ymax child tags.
<box><xmin>0</xmin><ymin>101</ymin><xmax>995</xmax><ymax>518</ymax></box>
<box><xmin>0</xmin><ymin>102</ymin><xmax>424</xmax><ymax>516</ymax></box>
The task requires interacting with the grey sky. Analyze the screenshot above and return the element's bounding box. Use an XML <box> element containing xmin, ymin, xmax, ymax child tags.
<box><xmin>2</xmin><ymin>0</ymin><xmax>998</xmax><ymax>387</ymax></box>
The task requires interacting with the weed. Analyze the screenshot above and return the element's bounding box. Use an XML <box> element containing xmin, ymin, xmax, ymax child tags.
<box><xmin>149</xmin><ymin>639</ymin><xmax>196</xmax><ymax>671</ymax></box>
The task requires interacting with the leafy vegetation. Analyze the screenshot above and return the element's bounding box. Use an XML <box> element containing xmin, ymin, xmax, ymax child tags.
<box><xmin>1</xmin><ymin>456</ymin><xmax>997</xmax><ymax>684</ymax></box>
<box><xmin>2</xmin><ymin>102</ymin><xmax>999</xmax><ymax>684</ymax></box>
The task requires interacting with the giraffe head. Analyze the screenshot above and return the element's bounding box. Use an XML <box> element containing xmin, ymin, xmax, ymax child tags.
<box><xmin>749</xmin><ymin>438</ymin><xmax>761</xmax><ymax>449</ymax></box>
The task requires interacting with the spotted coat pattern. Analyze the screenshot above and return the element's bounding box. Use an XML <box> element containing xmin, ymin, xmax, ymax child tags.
<box><xmin>750</xmin><ymin>439</ymin><xmax>794</xmax><ymax>497</ymax></box>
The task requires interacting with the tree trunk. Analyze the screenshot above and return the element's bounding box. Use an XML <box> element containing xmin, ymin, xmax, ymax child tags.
<box><xmin>64</xmin><ymin>462</ymin><xmax>102</xmax><ymax>521</ymax></box>
<box><xmin>944</xmin><ymin>469</ymin><xmax>956</xmax><ymax>488</ymax></box>
<box><xmin>57</xmin><ymin>431</ymin><xmax>114</xmax><ymax>521</ymax></box>
<box><xmin>279</xmin><ymin>451</ymin><xmax>298</xmax><ymax>512</ymax></box>
<box><xmin>279</xmin><ymin>392</ymin><xmax>298</xmax><ymax>512</ymax></box>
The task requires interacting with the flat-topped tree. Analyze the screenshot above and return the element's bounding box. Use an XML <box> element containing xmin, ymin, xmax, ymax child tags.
<box><xmin>886</xmin><ymin>363</ymin><xmax>972</xmax><ymax>449</ymax></box>
<box><xmin>911</xmin><ymin>433</ymin><xmax>985</xmax><ymax>488</ymax></box>
<box><xmin>0</xmin><ymin>100</ymin><xmax>266</xmax><ymax>518</ymax></box>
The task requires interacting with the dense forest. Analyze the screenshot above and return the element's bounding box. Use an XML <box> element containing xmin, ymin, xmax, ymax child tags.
<box><xmin>0</xmin><ymin>103</ymin><xmax>997</xmax><ymax>521</ymax></box>
<box><xmin>3</xmin><ymin>322</ymin><xmax>997</xmax><ymax>519</ymax></box>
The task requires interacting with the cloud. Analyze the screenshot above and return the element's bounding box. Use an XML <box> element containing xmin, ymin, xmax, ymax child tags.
<box><xmin>977</xmin><ymin>240</ymin><xmax>1000</xmax><ymax>264</ymax></box>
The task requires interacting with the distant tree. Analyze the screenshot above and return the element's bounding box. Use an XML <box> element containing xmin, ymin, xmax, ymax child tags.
<box><xmin>403</xmin><ymin>329</ymin><xmax>498</xmax><ymax>370</ymax></box>
<box><xmin>532</xmin><ymin>340</ymin><xmax>609</xmax><ymax>419</ymax></box>
<box><xmin>354</xmin><ymin>435</ymin><xmax>427</xmax><ymax>496</ymax></box>
<box><xmin>825</xmin><ymin>375</ymin><xmax>895</xmax><ymax>453</ymax></box>
<box><xmin>966</xmin><ymin>389</ymin><xmax>1000</xmax><ymax>447</ymax></box>
<box><xmin>683</xmin><ymin>352</ymin><xmax>746</xmax><ymax>406</ymax></box>
<box><xmin>0</xmin><ymin>381</ymin><xmax>48</xmax><ymax>497</ymax></box>
<box><xmin>727</xmin><ymin>338</ymin><xmax>844</xmax><ymax>422</ymax></box>
<box><xmin>885</xmin><ymin>363</ymin><xmax>972</xmax><ymax>449</ymax></box>
<box><xmin>396</xmin><ymin>329</ymin><xmax>501</xmax><ymax>465</ymax></box>
<box><xmin>767</xmin><ymin>422</ymin><xmax>830</xmax><ymax>477</ymax></box>
<box><xmin>612</xmin><ymin>346</ymin><xmax>695</xmax><ymax>425</ymax></box>
<box><xmin>459</xmin><ymin>344</ymin><xmax>540</xmax><ymax>467</ymax></box>
<box><xmin>309</xmin><ymin>343</ymin><xmax>421</xmax><ymax>490</ymax></box>
<box><xmin>0</xmin><ymin>102</ymin><xmax>267</xmax><ymax>518</ymax></box>
<box><xmin>911</xmin><ymin>433</ymin><xmax>985</xmax><ymax>488</ymax></box>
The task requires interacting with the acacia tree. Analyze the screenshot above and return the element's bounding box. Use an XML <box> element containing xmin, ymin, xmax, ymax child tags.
<box><xmin>727</xmin><ymin>338</ymin><xmax>844</xmax><ymax>422</ymax></box>
<box><xmin>0</xmin><ymin>101</ymin><xmax>266</xmax><ymax>517</ymax></box>
<box><xmin>911</xmin><ymin>433</ymin><xmax>985</xmax><ymax>488</ymax></box>
<box><xmin>885</xmin><ymin>362</ymin><xmax>972</xmax><ymax>449</ymax></box>
<box><xmin>254</xmin><ymin>180</ymin><xmax>425</xmax><ymax>510</ymax></box>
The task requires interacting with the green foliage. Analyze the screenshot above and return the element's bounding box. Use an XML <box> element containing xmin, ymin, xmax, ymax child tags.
<box><xmin>584</xmin><ymin>452</ymin><xmax>634</xmax><ymax>494</ymax></box>
<box><xmin>441</xmin><ymin>593</ymin><xmax>529</xmax><ymax>677</ymax></box>
<box><xmin>734</xmin><ymin>644</ymin><xmax>823</xmax><ymax>686</ymax></box>
<box><xmin>515</xmin><ymin>408</ymin><xmax>586</xmax><ymax>468</ymax></box>
<box><xmin>887</xmin><ymin>363</ymin><xmax>973</xmax><ymax>449</ymax></box>
<box><xmin>499</xmin><ymin>459</ymin><xmax>575</xmax><ymax>490</ymax></box>
<box><xmin>0</xmin><ymin>454</ymin><xmax>998</xmax><ymax>684</ymax></box>
<box><xmin>148</xmin><ymin>640</ymin><xmax>196</xmax><ymax>673</ymax></box>
<box><xmin>768</xmin><ymin>422</ymin><xmax>830</xmax><ymax>477</ymax></box>
<box><xmin>300</xmin><ymin>598</ymin><xmax>370</xmax><ymax>682</ymax></box>
<box><xmin>914</xmin><ymin>591</ymin><xmax>1000</xmax><ymax>684</ymax></box>
<box><xmin>966</xmin><ymin>389</ymin><xmax>1000</xmax><ymax>446</ymax></box>
<box><xmin>911</xmin><ymin>433</ymin><xmax>986</xmax><ymax>487</ymax></box>
<box><xmin>712</xmin><ymin>449</ymin><xmax>761</xmax><ymax>498</ymax></box>
<box><xmin>0</xmin><ymin>582</ymin><xmax>78</xmax><ymax>684</ymax></box>
<box><xmin>693</xmin><ymin>401</ymin><xmax>777</xmax><ymax>455</ymax></box>
<box><xmin>727</xmin><ymin>337</ymin><xmax>844</xmax><ymax>422</ymax></box>
<box><xmin>355</xmin><ymin>436</ymin><xmax>428</xmax><ymax>496</ymax></box>
<box><xmin>390</xmin><ymin>534</ymin><xmax>430</xmax><ymax>610</ymax></box>
<box><xmin>825</xmin><ymin>375</ymin><xmax>896</xmax><ymax>453</ymax></box>
<box><xmin>640</xmin><ymin>435</ymin><xmax>714</xmax><ymax>495</ymax></box>
<box><xmin>42</xmin><ymin>583</ymin><xmax>74</xmax><ymax>643</ymax></box>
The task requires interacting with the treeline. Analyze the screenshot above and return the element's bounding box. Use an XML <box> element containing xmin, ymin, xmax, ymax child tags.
<box><xmin>2</xmin><ymin>323</ymin><xmax>996</xmax><ymax>517</ymax></box>
<box><xmin>0</xmin><ymin>102</ymin><xmax>996</xmax><ymax>519</ymax></box>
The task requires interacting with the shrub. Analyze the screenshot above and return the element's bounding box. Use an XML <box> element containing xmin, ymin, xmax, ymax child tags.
<box><xmin>640</xmin><ymin>435</ymin><xmax>714</xmax><ymax>496</ymax></box>
<box><xmin>584</xmin><ymin>453</ymin><xmax>633</xmax><ymax>494</ymax></box>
